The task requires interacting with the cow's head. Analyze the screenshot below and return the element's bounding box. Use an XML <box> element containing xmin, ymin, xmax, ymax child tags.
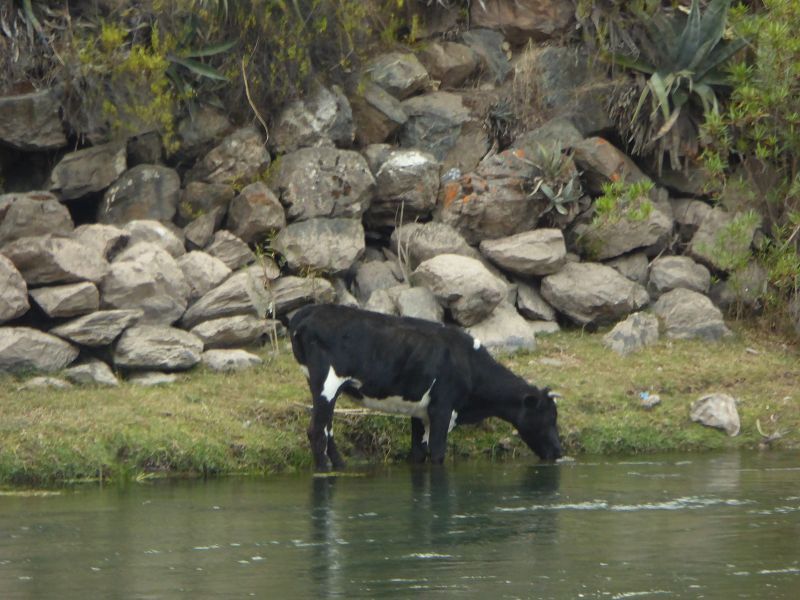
<box><xmin>516</xmin><ymin>386</ymin><xmax>562</xmax><ymax>461</ymax></box>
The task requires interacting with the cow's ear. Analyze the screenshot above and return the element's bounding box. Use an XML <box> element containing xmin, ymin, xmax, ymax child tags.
<box><xmin>524</xmin><ymin>392</ymin><xmax>543</xmax><ymax>409</ymax></box>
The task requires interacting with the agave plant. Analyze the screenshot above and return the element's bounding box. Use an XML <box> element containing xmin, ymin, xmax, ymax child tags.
<box><xmin>607</xmin><ymin>0</ymin><xmax>746</xmax><ymax>173</ymax></box>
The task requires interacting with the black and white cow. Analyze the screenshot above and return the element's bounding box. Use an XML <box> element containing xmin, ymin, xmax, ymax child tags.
<box><xmin>289</xmin><ymin>304</ymin><xmax>562</xmax><ymax>471</ymax></box>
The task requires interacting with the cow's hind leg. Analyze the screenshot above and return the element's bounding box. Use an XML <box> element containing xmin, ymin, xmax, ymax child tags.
<box><xmin>308</xmin><ymin>397</ymin><xmax>334</xmax><ymax>472</ymax></box>
<box><xmin>306</xmin><ymin>362</ymin><xmax>345</xmax><ymax>472</ymax></box>
<box><xmin>325</xmin><ymin>423</ymin><xmax>346</xmax><ymax>471</ymax></box>
<box><xmin>410</xmin><ymin>417</ymin><xmax>428</xmax><ymax>464</ymax></box>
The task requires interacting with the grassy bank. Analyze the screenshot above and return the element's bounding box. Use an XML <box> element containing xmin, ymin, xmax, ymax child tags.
<box><xmin>0</xmin><ymin>324</ymin><xmax>797</xmax><ymax>486</ymax></box>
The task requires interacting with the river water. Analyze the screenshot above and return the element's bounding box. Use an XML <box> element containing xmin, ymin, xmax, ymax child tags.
<box><xmin>1</xmin><ymin>451</ymin><xmax>798</xmax><ymax>599</ymax></box>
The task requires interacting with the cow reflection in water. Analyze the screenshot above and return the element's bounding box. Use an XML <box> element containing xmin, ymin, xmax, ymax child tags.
<box><xmin>308</xmin><ymin>466</ymin><xmax>561</xmax><ymax>597</ymax></box>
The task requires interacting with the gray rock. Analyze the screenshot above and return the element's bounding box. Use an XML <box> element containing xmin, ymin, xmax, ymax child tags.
<box><xmin>184</xmin><ymin>207</ymin><xmax>225</xmax><ymax>250</ymax></box>
<box><xmin>272</xmin><ymin>147</ymin><xmax>375</xmax><ymax>222</ymax></box>
<box><xmin>177</xmin><ymin>181</ymin><xmax>235</xmax><ymax>227</ymax></box>
<box><xmin>412</xmin><ymin>254</ymin><xmax>507</xmax><ymax>326</ymax></box>
<box><xmin>417</xmin><ymin>41</ymin><xmax>479</xmax><ymax>88</ymax></box>
<box><xmin>0</xmin><ymin>88</ymin><xmax>66</xmax><ymax>150</ymax></box>
<box><xmin>530</xmin><ymin>320</ymin><xmax>561</xmax><ymax>336</ymax></box>
<box><xmin>186</xmin><ymin>126</ymin><xmax>270</xmax><ymax>185</ymax></box>
<box><xmin>123</xmin><ymin>220</ymin><xmax>186</xmax><ymax>258</ymax></box>
<box><xmin>511</xmin><ymin>117</ymin><xmax>583</xmax><ymax>157</ymax></box>
<box><xmin>572</xmin><ymin>137</ymin><xmax>651</xmax><ymax>195</ymax></box>
<box><xmin>273</xmin><ymin>218</ymin><xmax>365</xmax><ymax>275</ymax></box>
<box><xmin>648</xmin><ymin>256</ymin><xmax>711</xmax><ymax>298</ymax></box>
<box><xmin>395</xmin><ymin>287</ymin><xmax>444</xmax><ymax>322</ymax></box>
<box><xmin>350</xmin><ymin>83</ymin><xmax>408</xmax><ymax>147</ymax></box>
<box><xmin>365</xmin><ymin>149</ymin><xmax>440</xmax><ymax>228</ymax></box>
<box><xmin>29</xmin><ymin>282</ymin><xmax>99</xmax><ymax>318</ymax></box>
<box><xmin>516</xmin><ymin>282</ymin><xmax>557</xmax><ymax>321</ymax></box>
<box><xmin>98</xmin><ymin>165</ymin><xmax>181</xmax><ymax>224</ymax></box>
<box><xmin>688</xmin><ymin>207</ymin><xmax>760</xmax><ymax>272</ymax></box>
<box><xmin>226</xmin><ymin>182</ymin><xmax>286</xmax><ymax>244</ymax></box>
<box><xmin>540</xmin><ymin>262</ymin><xmax>650</xmax><ymax>326</ymax></box>
<box><xmin>64</xmin><ymin>359</ymin><xmax>119</xmax><ymax>387</ymax></box>
<box><xmin>570</xmin><ymin>80</ymin><xmax>617</xmax><ymax>137</ymax></box>
<box><xmin>364</xmin><ymin>289</ymin><xmax>398</xmax><ymax>315</ymax></box>
<box><xmin>202</xmin><ymin>349</ymin><xmax>263</xmax><ymax>372</ymax></box>
<box><xmin>711</xmin><ymin>261</ymin><xmax>768</xmax><ymax>313</ymax></box>
<box><xmin>70</xmin><ymin>224</ymin><xmax>129</xmax><ymax>260</ymax></box>
<box><xmin>470</xmin><ymin>1</ymin><xmax>573</xmax><ymax>44</ymax></box>
<box><xmin>49</xmin><ymin>142</ymin><xmax>127</xmax><ymax>200</ymax></box>
<box><xmin>270</xmin><ymin>84</ymin><xmax>354</xmax><ymax>153</ymax></box>
<box><xmin>333</xmin><ymin>278</ymin><xmax>360</xmax><ymax>308</ymax></box>
<box><xmin>0</xmin><ymin>192</ymin><xmax>74</xmax><ymax>245</ymax></box>
<box><xmin>671</xmin><ymin>197</ymin><xmax>713</xmax><ymax>243</ymax></box>
<box><xmin>18</xmin><ymin>376</ymin><xmax>73</xmax><ymax>390</ymax></box>
<box><xmin>50</xmin><ymin>309</ymin><xmax>143</xmax><ymax>347</ymax></box>
<box><xmin>267</xmin><ymin>276</ymin><xmax>336</xmax><ymax>316</ymax></box>
<box><xmin>354</xmin><ymin>261</ymin><xmax>402</xmax><ymax>304</ymax></box>
<box><xmin>652</xmin><ymin>288</ymin><xmax>731</xmax><ymax>341</ymax></box>
<box><xmin>467</xmin><ymin>303</ymin><xmax>537</xmax><ymax>354</ymax></box>
<box><xmin>177</xmin><ymin>251</ymin><xmax>232</xmax><ymax>302</ymax></box>
<box><xmin>180</xmin><ymin>266</ymin><xmax>275</xmax><ymax>328</ymax></box>
<box><xmin>391</xmin><ymin>221</ymin><xmax>475</xmax><ymax>272</ymax></box>
<box><xmin>459</xmin><ymin>29</ymin><xmax>511</xmax><ymax>84</ymax></box>
<box><xmin>605</xmin><ymin>252</ymin><xmax>649</xmax><ymax>286</ymax></box>
<box><xmin>114</xmin><ymin>325</ymin><xmax>203</xmax><ymax>372</ymax></box>
<box><xmin>190</xmin><ymin>315</ymin><xmax>273</xmax><ymax>349</ymax></box>
<box><xmin>205</xmin><ymin>230</ymin><xmax>256</xmax><ymax>270</ymax></box>
<box><xmin>101</xmin><ymin>243</ymin><xmax>189</xmax><ymax>325</ymax></box>
<box><xmin>175</xmin><ymin>105</ymin><xmax>233</xmax><ymax>162</ymax></box>
<box><xmin>690</xmin><ymin>393</ymin><xmax>740</xmax><ymax>436</ymax></box>
<box><xmin>603</xmin><ymin>312</ymin><xmax>660</xmax><ymax>356</ymax></box>
<box><xmin>0</xmin><ymin>255</ymin><xmax>29</xmax><ymax>323</ymax></box>
<box><xmin>126</xmin><ymin>131</ymin><xmax>163</xmax><ymax>166</ymax></box>
<box><xmin>127</xmin><ymin>371</ymin><xmax>178</xmax><ymax>386</ymax></box>
<box><xmin>480</xmin><ymin>229</ymin><xmax>567</xmax><ymax>276</ymax></box>
<box><xmin>2</xmin><ymin>235</ymin><xmax>108</xmax><ymax>286</ymax></box>
<box><xmin>399</xmin><ymin>92</ymin><xmax>471</xmax><ymax>162</ymax></box>
<box><xmin>0</xmin><ymin>327</ymin><xmax>78</xmax><ymax>372</ymax></box>
<box><xmin>366</xmin><ymin>52</ymin><xmax>430</xmax><ymax>99</ymax></box>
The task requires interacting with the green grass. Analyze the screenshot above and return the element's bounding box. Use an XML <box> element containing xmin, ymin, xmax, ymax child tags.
<box><xmin>0</xmin><ymin>324</ymin><xmax>797</xmax><ymax>487</ymax></box>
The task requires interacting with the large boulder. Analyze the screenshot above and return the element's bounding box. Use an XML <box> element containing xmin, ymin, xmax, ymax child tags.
<box><xmin>671</xmin><ymin>197</ymin><xmax>713</xmax><ymax>242</ymax></box>
<box><xmin>0</xmin><ymin>88</ymin><xmax>66</xmax><ymax>150</ymax></box>
<box><xmin>176</xmin><ymin>251</ymin><xmax>232</xmax><ymax>302</ymax></box>
<box><xmin>687</xmin><ymin>207</ymin><xmax>760</xmax><ymax>272</ymax></box>
<box><xmin>479</xmin><ymin>229</ymin><xmax>566</xmax><ymax>276</ymax></box>
<box><xmin>416</xmin><ymin>41</ymin><xmax>479</xmax><ymax>88</ymax></box>
<box><xmin>0</xmin><ymin>255</ymin><xmax>29</xmax><ymax>323</ymax></box>
<box><xmin>395</xmin><ymin>286</ymin><xmax>444</xmax><ymax>322</ymax></box>
<box><xmin>49</xmin><ymin>142</ymin><xmax>127</xmax><ymax>200</ymax></box>
<box><xmin>0</xmin><ymin>192</ymin><xmax>74</xmax><ymax>246</ymax></box>
<box><xmin>179</xmin><ymin>266</ymin><xmax>276</xmax><ymax>328</ymax></box>
<box><xmin>270</xmin><ymin>83</ymin><xmax>354</xmax><ymax>154</ymax></box>
<box><xmin>63</xmin><ymin>359</ymin><xmax>119</xmax><ymax>387</ymax></box>
<box><xmin>176</xmin><ymin>181</ymin><xmax>235</xmax><ymax>227</ymax></box>
<box><xmin>123</xmin><ymin>220</ymin><xmax>186</xmax><ymax>258</ymax></box>
<box><xmin>190</xmin><ymin>315</ymin><xmax>273</xmax><ymax>349</ymax></box>
<box><xmin>470</xmin><ymin>0</ymin><xmax>574</xmax><ymax>44</ymax></box>
<box><xmin>652</xmin><ymin>288</ymin><xmax>731</xmax><ymax>341</ymax></box>
<box><xmin>366</xmin><ymin>52</ymin><xmax>430</xmax><ymax>99</ymax></box>
<box><xmin>467</xmin><ymin>303</ymin><xmax>537</xmax><ymax>354</ymax></box>
<box><xmin>70</xmin><ymin>223</ymin><xmax>129</xmax><ymax>260</ymax></box>
<box><xmin>272</xmin><ymin>147</ymin><xmax>375</xmax><ymax>222</ymax></box>
<box><xmin>603</xmin><ymin>312</ymin><xmax>660</xmax><ymax>356</ymax></box>
<box><xmin>690</xmin><ymin>393</ymin><xmax>740</xmax><ymax>436</ymax></box>
<box><xmin>648</xmin><ymin>256</ymin><xmax>711</xmax><ymax>298</ymax></box>
<box><xmin>391</xmin><ymin>221</ymin><xmax>476</xmax><ymax>271</ymax></box>
<box><xmin>183</xmin><ymin>208</ymin><xmax>225</xmax><ymax>250</ymax></box>
<box><xmin>205</xmin><ymin>230</ymin><xmax>256</xmax><ymax>270</ymax></box>
<box><xmin>540</xmin><ymin>262</ymin><xmax>650</xmax><ymax>326</ymax></box>
<box><xmin>460</xmin><ymin>29</ymin><xmax>512</xmax><ymax>84</ymax></box>
<box><xmin>175</xmin><ymin>105</ymin><xmax>233</xmax><ymax>162</ymax></box>
<box><xmin>273</xmin><ymin>218</ymin><xmax>365</xmax><ymax>275</ymax></box>
<box><xmin>100</xmin><ymin>242</ymin><xmax>189</xmax><ymax>325</ymax></box>
<box><xmin>511</xmin><ymin>117</ymin><xmax>583</xmax><ymax>157</ymax></box>
<box><xmin>435</xmin><ymin>149</ymin><xmax>549</xmax><ymax>244</ymax></box>
<box><xmin>0</xmin><ymin>327</ymin><xmax>78</xmax><ymax>372</ymax></box>
<box><xmin>365</xmin><ymin>149</ymin><xmax>440</xmax><ymax>229</ymax></box>
<box><xmin>49</xmin><ymin>309</ymin><xmax>143</xmax><ymax>347</ymax></box>
<box><xmin>268</xmin><ymin>276</ymin><xmax>336</xmax><ymax>316</ymax></box>
<box><xmin>29</xmin><ymin>282</ymin><xmax>99</xmax><ymax>318</ymax></box>
<box><xmin>114</xmin><ymin>325</ymin><xmax>203</xmax><ymax>372</ymax></box>
<box><xmin>226</xmin><ymin>182</ymin><xmax>286</xmax><ymax>244</ymax></box>
<box><xmin>354</xmin><ymin>261</ymin><xmax>402</xmax><ymax>303</ymax></box>
<box><xmin>572</xmin><ymin>137</ymin><xmax>651</xmax><ymax>194</ymax></box>
<box><xmin>515</xmin><ymin>281</ymin><xmax>556</xmax><ymax>322</ymax></box>
<box><xmin>349</xmin><ymin>82</ymin><xmax>409</xmax><ymax>146</ymax></box>
<box><xmin>2</xmin><ymin>235</ymin><xmax>108</xmax><ymax>286</ymax></box>
<box><xmin>399</xmin><ymin>92</ymin><xmax>472</xmax><ymax>163</ymax></box>
<box><xmin>605</xmin><ymin>251</ymin><xmax>649</xmax><ymax>286</ymax></box>
<box><xmin>186</xmin><ymin>126</ymin><xmax>270</xmax><ymax>185</ymax></box>
<box><xmin>411</xmin><ymin>254</ymin><xmax>507</xmax><ymax>326</ymax></box>
<box><xmin>98</xmin><ymin>165</ymin><xmax>181</xmax><ymax>224</ymax></box>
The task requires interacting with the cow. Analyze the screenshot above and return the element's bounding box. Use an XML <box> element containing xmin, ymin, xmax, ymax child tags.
<box><xmin>288</xmin><ymin>304</ymin><xmax>563</xmax><ymax>471</ymax></box>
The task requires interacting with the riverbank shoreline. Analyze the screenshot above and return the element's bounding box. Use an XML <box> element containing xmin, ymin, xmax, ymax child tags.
<box><xmin>1</xmin><ymin>324</ymin><xmax>797</xmax><ymax>487</ymax></box>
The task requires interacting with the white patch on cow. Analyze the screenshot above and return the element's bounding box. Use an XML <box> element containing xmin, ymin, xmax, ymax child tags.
<box><xmin>422</xmin><ymin>425</ymin><xmax>430</xmax><ymax>446</ymax></box>
<box><xmin>325</xmin><ymin>426</ymin><xmax>332</xmax><ymax>439</ymax></box>
<box><xmin>448</xmin><ymin>410</ymin><xmax>458</xmax><ymax>433</ymax></box>
<box><xmin>473</xmin><ymin>338</ymin><xmax>481</xmax><ymax>350</ymax></box>
<box><xmin>299</xmin><ymin>365</ymin><xmax>310</xmax><ymax>380</ymax></box>
<box><xmin>321</xmin><ymin>366</ymin><xmax>349</xmax><ymax>403</ymax></box>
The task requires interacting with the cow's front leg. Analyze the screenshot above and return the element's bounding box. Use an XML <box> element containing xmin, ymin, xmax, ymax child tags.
<box><xmin>410</xmin><ymin>417</ymin><xmax>428</xmax><ymax>463</ymax></box>
<box><xmin>308</xmin><ymin>400</ymin><xmax>333</xmax><ymax>472</ymax></box>
<box><xmin>326</xmin><ymin>426</ymin><xmax>346</xmax><ymax>471</ymax></box>
<box><xmin>427</xmin><ymin>406</ymin><xmax>453</xmax><ymax>465</ymax></box>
